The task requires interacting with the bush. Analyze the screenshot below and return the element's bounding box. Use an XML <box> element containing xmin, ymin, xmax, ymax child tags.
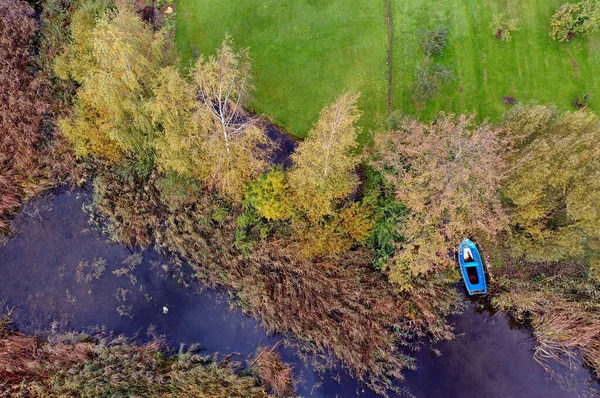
<box><xmin>574</xmin><ymin>91</ymin><xmax>593</xmax><ymax>109</ymax></box>
<box><xmin>292</xmin><ymin>201</ymin><xmax>374</xmax><ymax>258</ymax></box>
<box><xmin>550</xmin><ymin>0</ymin><xmax>600</xmax><ymax>42</ymax></box>
<box><xmin>422</xmin><ymin>28</ymin><xmax>448</xmax><ymax>56</ymax></box>
<box><xmin>410</xmin><ymin>57</ymin><xmax>455</xmax><ymax>102</ymax></box>
<box><xmin>245</xmin><ymin>168</ymin><xmax>293</xmax><ymax>221</ymax></box>
<box><xmin>490</xmin><ymin>13</ymin><xmax>519</xmax><ymax>41</ymax></box>
<box><xmin>502</xmin><ymin>95</ymin><xmax>517</xmax><ymax>106</ymax></box>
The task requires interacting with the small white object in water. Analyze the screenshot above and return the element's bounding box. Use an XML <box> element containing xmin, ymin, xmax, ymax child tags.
<box><xmin>163</xmin><ymin>306</ymin><xmax>168</xmax><ymax>314</ymax></box>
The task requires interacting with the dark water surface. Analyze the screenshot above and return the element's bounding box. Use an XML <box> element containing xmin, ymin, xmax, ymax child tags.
<box><xmin>0</xmin><ymin>189</ymin><xmax>598</xmax><ymax>397</ymax></box>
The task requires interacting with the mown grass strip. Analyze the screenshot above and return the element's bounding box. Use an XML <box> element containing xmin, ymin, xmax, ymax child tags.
<box><xmin>386</xmin><ymin>0</ymin><xmax>393</xmax><ymax>114</ymax></box>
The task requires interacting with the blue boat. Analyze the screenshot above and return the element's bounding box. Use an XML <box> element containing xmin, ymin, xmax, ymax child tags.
<box><xmin>458</xmin><ymin>239</ymin><xmax>487</xmax><ymax>295</ymax></box>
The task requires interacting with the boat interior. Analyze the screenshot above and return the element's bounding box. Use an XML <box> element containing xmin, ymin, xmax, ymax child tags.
<box><xmin>466</xmin><ymin>266</ymin><xmax>479</xmax><ymax>284</ymax></box>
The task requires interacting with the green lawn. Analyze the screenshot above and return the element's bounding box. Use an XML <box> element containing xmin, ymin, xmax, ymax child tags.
<box><xmin>175</xmin><ymin>0</ymin><xmax>600</xmax><ymax>139</ymax></box>
<box><xmin>392</xmin><ymin>0</ymin><xmax>600</xmax><ymax>122</ymax></box>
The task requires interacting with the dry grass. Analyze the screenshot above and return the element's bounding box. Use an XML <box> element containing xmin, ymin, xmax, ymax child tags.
<box><xmin>85</xmin><ymin>166</ymin><xmax>460</xmax><ymax>396</ymax></box>
<box><xmin>492</xmin><ymin>276</ymin><xmax>600</xmax><ymax>379</ymax></box>
<box><xmin>0</xmin><ymin>313</ymin><xmax>272</xmax><ymax>397</ymax></box>
<box><xmin>0</xmin><ymin>0</ymin><xmax>50</xmax><ymax>234</ymax></box>
<box><xmin>89</xmin><ymin>171</ymin><xmax>163</xmax><ymax>248</ymax></box>
<box><xmin>149</xmin><ymin>183</ymin><xmax>458</xmax><ymax>396</ymax></box>
<box><xmin>0</xmin><ymin>313</ymin><xmax>94</xmax><ymax>396</ymax></box>
<box><xmin>0</xmin><ymin>0</ymin><xmax>84</xmax><ymax>236</ymax></box>
<box><xmin>250</xmin><ymin>342</ymin><xmax>293</xmax><ymax>397</ymax></box>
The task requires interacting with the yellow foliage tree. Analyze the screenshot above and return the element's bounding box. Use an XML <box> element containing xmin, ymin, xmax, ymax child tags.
<box><xmin>151</xmin><ymin>38</ymin><xmax>271</xmax><ymax>202</ymax></box>
<box><xmin>58</xmin><ymin>2</ymin><xmax>172</xmax><ymax>166</ymax></box>
<box><xmin>53</xmin><ymin>0</ymin><xmax>110</xmax><ymax>82</ymax></box>
<box><xmin>190</xmin><ymin>38</ymin><xmax>270</xmax><ymax>201</ymax></box>
<box><xmin>289</xmin><ymin>92</ymin><xmax>361</xmax><ymax>220</ymax></box>
<box><xmin>504</xmin><ymin>106</ymin><xmax>600</xmax><ymax>263</ymax></box>
<box><xmin>150</xmin><ymin>66</ymin><xmax>201</xmax><ymax>177</ymax></box>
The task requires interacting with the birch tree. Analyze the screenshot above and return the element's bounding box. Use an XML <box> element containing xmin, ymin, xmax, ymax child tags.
<box><xmin>193</xmin><ymin>37</ymin><xmax>254</xmax><ymax>155</ymax></box>
<box><xmin>152</xmin><ymin>38</ymin><xmax>270</xmax><ymax>202</ymax></box>
<box><xmin>289</xmin><ymin>92</ymin><xmax>361</xmax><ymax>220</ymax></box>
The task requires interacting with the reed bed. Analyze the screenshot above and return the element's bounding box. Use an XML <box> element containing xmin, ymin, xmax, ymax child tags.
<box><xmin>492</xmin><ymin>276</ymin><xmax>600</xmax><ymax>378</ymax></box>
<box><xmin>0</xmin><ymin>313</ymin><xmax>271</xmax><ymax>397</ymax></box>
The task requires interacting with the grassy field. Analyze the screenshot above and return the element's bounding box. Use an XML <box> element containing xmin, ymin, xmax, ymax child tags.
<box><xmin>393</xmin><ymin>0</ymin><xmax>600</xmax><ymax>122</ymax></box>
<box><xmin>174</xmin><ymin>0</ymin><xmax>388</xmax><ymax>140</ymax></box>
<box><xmin>175</xmin><ymin>0</ymin><xmax>600</xmax><ymax>139</ymax></box>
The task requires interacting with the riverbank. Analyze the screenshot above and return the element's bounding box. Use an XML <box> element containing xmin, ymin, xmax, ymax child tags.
<box><xmin>1</xmin><ymin>188</ymin><xmax>598</xmax><ymax>397</ymax></box>
<box><xmin>0</xmin><ymin>311</ymin><xmax>278</xmax><ymax>397</ymax></box>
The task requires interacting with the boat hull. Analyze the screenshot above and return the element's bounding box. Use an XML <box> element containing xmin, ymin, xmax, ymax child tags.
<box><xmin>458</xmin><ymin>239</ymin><xmax>487</xmax><ymax>295</ymax></box>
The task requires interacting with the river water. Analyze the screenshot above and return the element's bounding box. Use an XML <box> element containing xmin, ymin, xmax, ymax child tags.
<box><xmin>0</xmin><ymin>188</ymin><xmax>598</xmax><ymax>397</ymax></box>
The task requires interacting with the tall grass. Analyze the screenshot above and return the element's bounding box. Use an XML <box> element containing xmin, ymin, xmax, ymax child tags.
<box><xmin>0</xmin><ymin>0</ymin><xmax>83</xmax><ymax>236</ymax></box>
<box><xmin>250</xmin><ymin>343</ymin><xmax>294</xmax><ymax>397</ymax></box>
<box><xmin>492</xmin><ymin>276</ymin><xmax>600</xmax><ymax>378</ymax></box>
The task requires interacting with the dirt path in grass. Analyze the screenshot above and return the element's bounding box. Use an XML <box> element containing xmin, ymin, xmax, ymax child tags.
<box><xmin>385</xmin><ymin>0</ymin><xmax>393</xmax><ymax>114</ymax></box>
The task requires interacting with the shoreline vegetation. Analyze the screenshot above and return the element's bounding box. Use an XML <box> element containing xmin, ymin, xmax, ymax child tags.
<box><xmin>1</xmin><ymin>0</ymin><xmax>600</xmax><ymax>396</ymax></box>
<box><xmin>0</xmin><ymin>311</ymin><xmax>290</xmax><ymax>397</ymax></box>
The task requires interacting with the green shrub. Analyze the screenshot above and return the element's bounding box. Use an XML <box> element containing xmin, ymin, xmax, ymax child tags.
<box><xmin>422</xmin><ymin>28</ymin><xmax>448</xmax><ymax>56</ymax></box>
<box><xmin>363</xmin><ymin>168</ymin><xmax>407</xmax><ymax>270</ymax></box>
<box><xmin>490</xmin><ymin>13</ymin><xmax>519</xmax><ymax>41</ymax></box>
<box><xmin>550</xmin><ymin>0</ymin><xmax>600</xmax><ymax>41</ymax></box>
<box><xmin>410</xmin><ymin>57</ymin><xmax>455</xmax><ymax>103</ymax></box>
<box><xmin>234</xmin><ymin>207</ymin><xmax>270</xmax><ymax>255</ymax></box>
<box><xmin>574</xmin><ymin>91</ymin><xmax>594</xmax><ymax>109</ymax></box>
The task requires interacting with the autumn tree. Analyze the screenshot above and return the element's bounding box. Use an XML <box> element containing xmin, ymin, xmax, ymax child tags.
<box><xmin>372</xmin><ymin>114</ymin><xmax>508</xmax><ymax>288</ymax></box>
<box><xmin>151</xmin><ymin>38</ymin><xmax>271</xmax><ymax>202</ymax></box>
<box><xmin>149</xmin><ymin>66</ymin><xmax>200</xmax><ymax>177</ymax></box>
<box><xmin>503</xmin><ymin>105</ymin><xmax>600</xmax><ymax>264</ymax></box>
<box><xmin>288</xmin><ymin>92</ymin><xmax>361</xmax><ymax>220</ymax></box>
<box><xmin>550</xmin><ymin>0</ymin><xmax>600</xmax><ymax>41</ymax></box>
<box><xmin>53</xmin><ymin>0</ymin><xmax>111</xmax><ymax>83</ymax></box>
<box><xmin>57</xmin><ymin>2</ymin><xmax>172</xmax><ymax>168</ymax></box>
